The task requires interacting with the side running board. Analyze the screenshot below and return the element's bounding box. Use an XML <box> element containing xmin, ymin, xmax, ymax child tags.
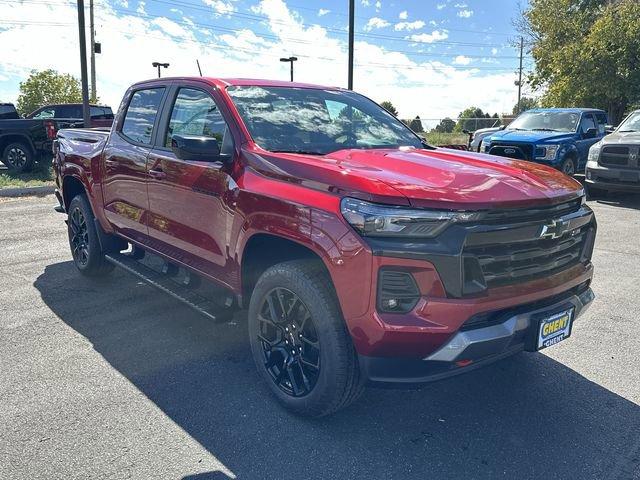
<box><xmin>104</xmin><ymin>253</ymin><xmax>225</xmax><ymax>322</ymax></box>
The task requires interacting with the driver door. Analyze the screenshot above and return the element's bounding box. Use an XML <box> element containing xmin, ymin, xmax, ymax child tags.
<box><xmin>576</xmin><ymin>113</ymin><xmax>598</xmax><ymax>167</ymax></box>
<box><xmin>146</xmin><ymin>84</ymin><xmax>237</xmax><ymax>281</ymax></box>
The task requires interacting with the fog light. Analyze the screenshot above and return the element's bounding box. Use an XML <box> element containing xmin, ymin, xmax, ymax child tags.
<box><xmin>384</xmin><ymin>298</ymin><xmax>398</xmax><ymax>309</ymax></box>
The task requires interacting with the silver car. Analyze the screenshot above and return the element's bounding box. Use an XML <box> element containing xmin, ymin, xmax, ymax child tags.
<box><xmin>586</xmin><ymin>110</ymin><xmax>640</xmax><ymax>197</ymax></box>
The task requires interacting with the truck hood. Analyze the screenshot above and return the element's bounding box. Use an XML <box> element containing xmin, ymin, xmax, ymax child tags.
<box><xmin>246</xmin><ymin>147</ymin><xmax>583</xmax><ymax>210</ymax></box>
<box><xmin>600</xmin><ymin>130</ymin><xmax>640</xmax><ymax>144</ymax></box>
<box><xmin>487</xmin><ymin>129</ymin><xmax>576</xmax><ymax>144</ymax></box>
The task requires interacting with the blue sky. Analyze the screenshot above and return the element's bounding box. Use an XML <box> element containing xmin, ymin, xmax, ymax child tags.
<box><xmin>0</xmin><ymin>0</ymin><xmax>530</xmax><ymax>121</ymax></box>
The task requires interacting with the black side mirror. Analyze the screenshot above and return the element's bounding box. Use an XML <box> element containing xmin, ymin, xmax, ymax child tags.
<box><xmin>171</xmin><ymin>135</ymin><xmax>221</xmax><ymax>162</ymax></box>
<box><xmin>584</xmin><ymin>128</ymin><xmax>598</xmax><ymax>139</ymax></box>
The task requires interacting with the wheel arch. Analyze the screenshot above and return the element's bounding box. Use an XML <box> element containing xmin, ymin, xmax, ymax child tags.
<box><xmin>240</xmin><ymin>233</ymin><xmax>336</xmax><ymax>310</ymax></box>
<box><xmin>0</xmin><ymin>134</ymin><xmax>35</xmax><ymax>155</ymax></box>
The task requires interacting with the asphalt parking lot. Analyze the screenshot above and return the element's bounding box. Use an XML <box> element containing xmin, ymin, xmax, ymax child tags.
<box><xmin>1</xmin><ymin>193</ymin><xmax>639</xmax><ymax>480</ymax></box>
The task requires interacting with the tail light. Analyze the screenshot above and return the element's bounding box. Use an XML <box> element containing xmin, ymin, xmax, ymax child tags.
<box><xmin>44</xmin><ymin>120</ymin><xmax>57</xmax><ymax>140</ymax></box>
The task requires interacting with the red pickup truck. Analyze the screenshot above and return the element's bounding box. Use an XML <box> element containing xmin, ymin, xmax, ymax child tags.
<box><xmin>53</xmin><ymin>77</ymin><xmax>596</xmax><ymax>417</ymax></box>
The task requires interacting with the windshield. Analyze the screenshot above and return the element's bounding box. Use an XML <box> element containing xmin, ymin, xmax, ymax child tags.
<box><xmin>618</xmin><ymin>111</ymin><xmax>640</xmax><ymax>132</ymax></box>
<box><xmin>226</xmin><ymin>86</ymin><xmax>423</xmax><ymax>155</ymax></box>
<box><xmin>508</xmin><ymin>111</ymin><xmax>580</xmax><ymax>132</ymax></box>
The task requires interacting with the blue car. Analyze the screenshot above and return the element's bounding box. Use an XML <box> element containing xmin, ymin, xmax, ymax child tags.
<box><xmin>481</xmin><ymin>108</ymin><xmax>609</xmax><ymax>176</ymax></box>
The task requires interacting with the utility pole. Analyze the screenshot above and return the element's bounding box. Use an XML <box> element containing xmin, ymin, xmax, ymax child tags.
<box><xmin>348</xmin><ymin>0</ymin><xmax>355</xmax><ymax>90</ymax></box>
<box><xmin>516</xmin><ymin>36</ymin><xmax>524</xmax><ymax>114</ymax></box>
<box><xmin>89</xmin><ymin>0</ymin><xmax>96</xmax><ymax>103</ymax></box>
<box><xmin>279</xmin><ymin>56</ymin><xmax>298</xmax><ymax>82</ymax></box>
<box><xmin>76</xmin><ymin>0</ymin><xmax>91</xmax><ymax>127</ymax></box>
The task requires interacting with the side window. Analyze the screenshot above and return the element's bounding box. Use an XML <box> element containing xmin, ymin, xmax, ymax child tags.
<box><xmin>56</xmin><ymin>105</ymin><xmax>82</xmax><ymax>118</ymax></box>
<box><xmin>121</xmin><ymin>88</ymin><xmax>165</xmax><ymax>145</ymax></box>
<box><xmin>581</xmin><ymin>114</ymin><xmax>596</xmax><ymax>134</ymax></box>
<box><xmin>165</xmin><ymin>88</ymin><xmax>230</xmax><ymax>153</ymax></box>
<box><xmin>595</xmin><ymin>113</ymin><xmax>607</xmax><ymax>134</ymax></box>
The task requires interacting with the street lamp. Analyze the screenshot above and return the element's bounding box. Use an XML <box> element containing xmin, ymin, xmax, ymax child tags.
<box><xmin>280</xmin><ymin>56</ymin><xmax>298</xmax><ymax>82</ymax></box>
<box><xmin>152</xmin><ymin>61</ymin><xmax>170</xmax><ymax>78</ymax></box>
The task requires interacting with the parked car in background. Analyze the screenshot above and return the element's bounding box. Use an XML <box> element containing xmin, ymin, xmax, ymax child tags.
<box><xmin>481</xmin><ymin>108</ymin><xmax>608</xmax><ymax>176</ymax></box>
<box><xmin>466</xmin><ymin>124</ymin><xmax>504</xmax><ymax>152</ymax></box>
<box><xmin>0</xmin><ymin>103</ymin><xmax>114</xmax><ymax>172</ymax></box>
<box><xmin>53</xmin><ymin>77</ymin><xmax>596</xmax><ymax>417</ymax></box>
<box><xmin>585</xmin><ymin>109</ymin><xmax>640</xmax><ymax>197</ymax></box>
<box><xmin>0</xmin><ymin>103</ymin><xmax>20</xmax><ymax>120</ymax></box>
<box><xmin>27</xmin><ymin>103</ymin><xmax>114</xmax><ymax>128</ymax></box>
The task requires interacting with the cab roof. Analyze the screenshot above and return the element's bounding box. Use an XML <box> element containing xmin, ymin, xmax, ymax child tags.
<box><xmin>132</xmin><ymin>76</ymin><xmax>342</xmax><ymax>91</ymax></box>
<box><xmin>525</xmin><ymin>108</ymin><xmax>606</xmax><ymax>114</ymax></box>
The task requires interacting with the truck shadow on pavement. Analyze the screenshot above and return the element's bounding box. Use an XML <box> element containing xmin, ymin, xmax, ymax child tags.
<box><xmin>34</xmin><ymin>262</ymin><xmax>640</xmax><ymax>480</ymax></box>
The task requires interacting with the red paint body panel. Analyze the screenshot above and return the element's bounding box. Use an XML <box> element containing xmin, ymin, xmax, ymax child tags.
<box><xmin>53</xmin><ymin>77</ymin><xmax>594</xmax><ymax>361</ymax></box>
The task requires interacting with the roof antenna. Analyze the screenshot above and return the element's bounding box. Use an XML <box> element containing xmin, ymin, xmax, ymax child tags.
<box><xmin>196</xmin><ymin>59</ymin><xmax>203</xmax><ymax>77</ymax></box>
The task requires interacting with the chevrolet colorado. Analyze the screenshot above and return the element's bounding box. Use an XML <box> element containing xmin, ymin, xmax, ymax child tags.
<box><xmin>53</xmin><ymin>78</ymin><xmax>596</xmax><ymax>417</ymax></box>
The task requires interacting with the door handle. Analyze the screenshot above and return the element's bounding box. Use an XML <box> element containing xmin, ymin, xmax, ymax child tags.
<box><xmin>148</xmin><ymin>168</ymin><xmax>167</xmax><ymax>180</ymax></box>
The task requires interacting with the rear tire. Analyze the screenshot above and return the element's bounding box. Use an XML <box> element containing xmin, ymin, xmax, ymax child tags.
<box><xmin>2</xmin><ymin>142</ymin><xmax>34</xmax><ymax>173</ymax></box>
<box><xmin>67</xmin><ymin>194</ymin><xmax>114</xmax><ymax>277</ymax></box>
<box><xmin>248</xmin><ymin>260</ymin><xmax>364</xmax><ymax>417</ymax></box>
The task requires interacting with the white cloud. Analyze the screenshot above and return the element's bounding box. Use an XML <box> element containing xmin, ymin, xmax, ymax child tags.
<box><xmin>491</xmin><ymin>48</ymin><xmax>498</xmax><ymax>55</ymax></box>
<box><xmin>453</xmin><ymin>55</ymin><xmax>471</xmax><ymax>65</ymax></box>
<box><xmin>436</xmin><ymin>3</ymin><xmax>446</xmax><ymax>10</ymax></box>
<box><xmin>394</xmin><ymin>20</ymin><xmax>425</xmax><ymax>31</ymax></box>
<box><xmin>408</xmin><ymin>30</ymin><xmax>449</xmax><ymax>43</ymax></box>
<box><xmin>318</xmin><ymin>8</ymin><xmax>330</xmax><ymax>16</ymax></box>
<box><xmin>399</xmin><ymin>10</ymin><xmax>408</xmax><ymax>20</ymax></box>
<box><xmin>0</xmin><ymin>0</ymin><xmax>519</xmax><ymax>120</ymax></box>
<box><xmin>202</xmin><ymin>0</ymin><xmax>235</xmax><ymax>16</ymax></box>
<box><xmin>375</xmin><ymin>1</ymin><xmax>382</xmax><ymax>12</ymax></box>
<box><xmin>454</xmin><ymin>2</ymin><xmax>467</xmax><ymax>7</ymax></box>
<box><xmin>364</xmin><ymin>17</ymin><xmax>390</xmax><ymax>31</ymax></box>
<box><xmin>151</xmin><ymin>17</ymin><xmax>193</xmax><ymax>39</ymax></box>
<box><xmin>136</xmin><ymin>1</ymin><xmax>145</xmax><ymax>14</ymax></box>
<box><xmin>361</xmin><ymin>0</ymin><xmax>370</xmax><ymax>5</ymax></box>
<box><xmin>457</xmin><ymin>9</ymin><xmax>473</xmax><ymax>18</ymax></box>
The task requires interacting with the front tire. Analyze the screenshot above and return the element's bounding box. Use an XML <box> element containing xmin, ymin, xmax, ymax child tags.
<box><xmin>559</xmin><ymin>157</ymin><xmax>576</xmax><ymax>176</ymax></box>
<box><xmin>248</xmin><ymin>260</ymin><xmax>364</xmax><ymax>417</ymax></box>
<box><xmin>67</xmin><ymin>194</ymin><xmax>114</xmax><ymax>277</ymax></box>
<box><xmin>2</xmin><ymin>142</ymin><xmax>34</xmax><ymax>173</ymax></box>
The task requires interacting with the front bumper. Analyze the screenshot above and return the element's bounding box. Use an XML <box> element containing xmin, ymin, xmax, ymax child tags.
<box><xmin>586</xmin><ymin>163</ymin><xmax>640</xmax><ymax>192</ymax></box>
<box><xmin>358</xmin><ymin>286</ymin><xmax>594</xmax><ymax>385</ymax></box>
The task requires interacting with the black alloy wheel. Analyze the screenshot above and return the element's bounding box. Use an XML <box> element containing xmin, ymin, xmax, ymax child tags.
<box><xmin>2</xmin><ymin>142</ymin><xmax>34</xmax><ymax>172</ymax></box>
<box><xmin>257</xmin><ymin>287</ymin><xmax>320</xmax><ymax>397</ymax></box>
<box><xmin>69</xmin><ymin>205</ymin><xmax>90</xmax><ymax>267</ymax></box>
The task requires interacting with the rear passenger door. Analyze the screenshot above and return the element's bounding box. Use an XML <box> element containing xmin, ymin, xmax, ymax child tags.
<box><xmin>102</xmin><ymin>85</ymin><xmax>167</xmax><ymax>244</ymax></box>
<box><xmin>145</xmin><ymin>83</ymin><xmax>236</xmax><ymax>280</ymax></box>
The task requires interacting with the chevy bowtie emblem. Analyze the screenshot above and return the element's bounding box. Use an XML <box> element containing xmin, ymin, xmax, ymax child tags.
<box><xmin>630</xmin><ymin>152</ymin><xmax>638</xmax><ymax>162</ymax></box>
<box><xmin>540</xmin><ymin>219</ymin><xmax>570</xmax><ymax>239</ymax></box>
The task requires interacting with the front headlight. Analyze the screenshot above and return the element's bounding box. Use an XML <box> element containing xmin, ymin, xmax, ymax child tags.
<box><xmin>536</xmin><ymin>144</ymin><xmax>560</xmax><ymax>160</ymax></box>
<box><xmin>340</xmin><ymin>198</ymin><xmax>481</xmax><ymax>238</ymax></box>
<box><xmin>588</xmin><ymin>142</ymin><xmax>602</xmax><ymax>162</ymax></box>
<box><xmin>480</xmin><ymin>141</ymin><xmax>490</xmax><ymax>153</ymax></box>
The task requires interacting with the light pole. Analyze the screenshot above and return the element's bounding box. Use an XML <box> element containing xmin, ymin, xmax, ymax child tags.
<box><xmin>280</xmin><ymin>56</ymin><xmax>298</xmax><ymax>82</ymax></box>
<box><xmin>152</xmin><ymin>62</ymin><xmax>170</xmax><ymax>78</ymax></box>
<box><xmin>76</xmin><ymin>0</ymin><xmax>91</xmax><ymax>127</ymax></box>
<box><xmin>348</xmin><ymin>0</ymin><xmax>354</xmax><ymax>90</ymax></box>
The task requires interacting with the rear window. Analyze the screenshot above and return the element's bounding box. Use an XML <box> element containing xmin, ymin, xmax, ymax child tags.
<box><xmin>121</xmin><ymin>88</ymin><xmax>165</xmax><ymax>145</ymax></box>
<box><xmin>0</xmin><ymin>104</ymin><xmax>18</xmax><ymax>119</ymax></box>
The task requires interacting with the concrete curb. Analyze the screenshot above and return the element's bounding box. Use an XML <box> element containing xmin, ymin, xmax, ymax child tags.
<box><xmin>0</xmin><ymin>186</ymin><xmax>56</xmax><ymax>198</ymax></box>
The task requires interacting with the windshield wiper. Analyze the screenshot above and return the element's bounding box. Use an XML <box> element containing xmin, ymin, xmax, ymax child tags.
<box><xmin>532</xmin><ymin>128</ymin><xmax>561</xmax><ymax>132</ymax></box>
<box><xmin>619</xmin><ymin>130</ymin><xmax>637</xmax><ymax>133</ymax></box>
<box><xmin>269</xmin><ymin>149</ymin><xmax>325</xmax><ymax>155</ymax></box>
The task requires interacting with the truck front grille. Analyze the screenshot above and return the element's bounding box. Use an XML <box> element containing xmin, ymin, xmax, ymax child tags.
<box><xmin>600</xmin><ymin>146</ymin><xmax>630</xmax><ymax>167</ymax></box>
<box><xmin>489</xmin><ymin>143</ymin><xmax>534</xmax><ymax>161</ymax></box>
<box><xmin>464</xmin><ymin>225</ymin><xmax>592</xmax><ymax>288</ymax></box>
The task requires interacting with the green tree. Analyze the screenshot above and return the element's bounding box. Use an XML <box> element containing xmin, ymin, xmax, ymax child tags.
<box><xmin>409</xmin><ymin>116</ymin><xmax>424</xmax><ymax>133</ymax></box>
<box><xmin>433</xmin><ymin>117</ymin><xmax>456</xmax><ymax>133</ymax></box>
<box><xmin>513</xmin><ymin>96</ymin><xmax>539</xmax><ymax>114</ymax></box>
<box><xmin>380</xmin><ymin>100</ymin><xmax>398</xmax><ymax>117</ymax></box>
<box><xmin>16</xmin><ymin>69</ymin><xmax>83</xmax><ymax>116</ymax></box>
<box><xmin>454</xmin><ymin>107</ymin><xmax>499</xmax><ymax>132</ymax></box>
<box><xmin>520</xmin><ymin>0</ymin><xmax>640</xmax><ymax>123</ymax></box>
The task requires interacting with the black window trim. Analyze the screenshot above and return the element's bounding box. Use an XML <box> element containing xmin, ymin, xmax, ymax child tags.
<box><xmin>153</xmin><ymin>82</ymin><xmax>234</xmax><ymax>156</ymax></box>
<box><xmin>117</xmin><ymin>83</ymin><xmax>170</xmax><ymax>148</ymax></box>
